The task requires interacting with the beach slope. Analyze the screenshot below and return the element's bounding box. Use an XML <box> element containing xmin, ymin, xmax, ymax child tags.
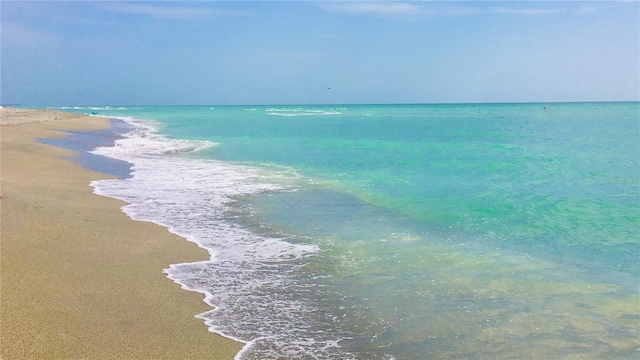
<box><xmin>1</xmin><ymin>108</ymin><xmax>241</xmax><ymax>359</ymax></box>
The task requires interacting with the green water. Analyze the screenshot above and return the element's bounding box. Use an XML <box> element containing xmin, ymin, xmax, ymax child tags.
<box><xmin>61</xmin><ymin>102</ymin><xmax>639</xmax><ymax>358</ymax></box>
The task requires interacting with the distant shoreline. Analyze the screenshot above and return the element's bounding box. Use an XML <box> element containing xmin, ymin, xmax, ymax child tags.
<box><xmin>7</xmin><ymin>100</ymin><xmax>639</xmax><ymax>111</ymax></box>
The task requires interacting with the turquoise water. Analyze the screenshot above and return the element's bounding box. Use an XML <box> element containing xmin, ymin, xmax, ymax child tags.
<box><xmin>59</xmin><ymin>103</ymin><xmax>639</xmax><ymax>359</ymax></box>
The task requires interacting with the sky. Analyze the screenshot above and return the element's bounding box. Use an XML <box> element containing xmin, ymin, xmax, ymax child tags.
<box><xmin>1</xmin><ymin>1</ymin><xmax>639</xmax><ymax>106</ymax></box>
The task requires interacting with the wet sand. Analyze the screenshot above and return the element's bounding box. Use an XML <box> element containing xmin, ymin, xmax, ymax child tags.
<box><xmin>1</xmin><ymin>108</ymin><xmax>242</xmax><ymax>359</ymax></box>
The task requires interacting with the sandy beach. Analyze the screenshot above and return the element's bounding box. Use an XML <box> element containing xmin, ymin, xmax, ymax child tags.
<box><xmin>1</xmin><ymin>108</ymin><xmax>242</xmax><ymax>359</ymax></box>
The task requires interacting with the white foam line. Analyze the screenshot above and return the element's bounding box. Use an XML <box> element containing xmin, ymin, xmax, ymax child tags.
<box><xmin>233</xmin><ymin>336</ymin><xmax>269</xmax><ymax>360</ymax></box>
<box><xmin>163</xmin><ymin>262</ymin><xmax>251</xmax><ymax>345</ymax></box>
<box><xmin>86</xmin><ymin>115</ymin><xmax>330</xmax><ymax>359</ymax></box>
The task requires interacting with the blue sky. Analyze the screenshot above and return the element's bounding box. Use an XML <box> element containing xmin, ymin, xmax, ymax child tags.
<box><xmin>2</xmin><ymin>1</ymin><xmax>638</xmax><ymax>106</ymax></box>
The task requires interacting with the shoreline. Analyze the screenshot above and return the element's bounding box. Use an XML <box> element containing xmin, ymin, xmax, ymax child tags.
<box><xmin>1</xmin><ymin>108</ymin><xmax>242</xmax><ymax>359</ymax></box>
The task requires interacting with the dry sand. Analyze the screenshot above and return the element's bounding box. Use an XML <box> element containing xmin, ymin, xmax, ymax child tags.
<box><xmin>1</xmin><ymin>108</ymin><xmax>242</xmax><ymax>359</ymax></box>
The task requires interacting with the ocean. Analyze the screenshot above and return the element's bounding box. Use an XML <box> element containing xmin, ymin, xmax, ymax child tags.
<box><xmin>55</xmin><ymin>103</ymin><xmax>639</xmax><ymax>359</ymax></box>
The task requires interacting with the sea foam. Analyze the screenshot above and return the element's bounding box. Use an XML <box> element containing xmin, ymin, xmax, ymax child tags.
<box><xmin>89</xmin><ymin>117</ymin><xmax>353</xmax><ymax>359</ymax></box>
<box><xmin>266</xmin><ymin>107</ymin><xmax>342</xmax><ymax>117</ymax></box>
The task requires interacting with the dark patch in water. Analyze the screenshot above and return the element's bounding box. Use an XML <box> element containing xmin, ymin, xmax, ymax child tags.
<box><xmin>37</xmin><ymin>118</ymin><xmax>133</xmax><ymax>179</ymax></box>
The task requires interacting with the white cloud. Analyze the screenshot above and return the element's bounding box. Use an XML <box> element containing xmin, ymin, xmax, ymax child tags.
<box><xmin>321</xmin><ymin>2</ymin><xmax>429</xmax><ymax>17</ymax></box>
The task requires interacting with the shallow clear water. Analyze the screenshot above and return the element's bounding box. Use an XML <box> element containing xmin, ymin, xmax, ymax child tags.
<box><xmin>57</xmin><ymin>103</ymin><xmax>639</xmax><ymax>359</ymax></box>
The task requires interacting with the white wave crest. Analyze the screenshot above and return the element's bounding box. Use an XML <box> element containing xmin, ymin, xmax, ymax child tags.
<box><xmin>266</xmin><ymin>108</ymin><xmax>342</xmax><ymax>117</ymax></box>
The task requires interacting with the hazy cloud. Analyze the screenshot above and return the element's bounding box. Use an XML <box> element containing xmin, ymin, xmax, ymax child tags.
<box><xmin>321</xmin><ymin>2</ymin><xmax>429</xmax><ymax>17</ymax></box>
<box><xmin>101</xmin><ymin>3</ymin><xmax>241</xmax><ymax>20</ymax></box>
<box><xmin>491</xmin><ymin>7</ymin><xmax>559</xmax><ymax>16</ymax></box>
<box><xmin>1</xmin><ymin>22</ymin><xmax>57</xmax><ymax>47</ymax></box>
<box><xmin>576</xmin><ymin>6</ymin><xmax>597</xmax><ymax>15</ymax></box>
<box><xmin>321</xmin><ymin>2</ymin><xmax>561</xmax><ymax>17</ymax></box>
